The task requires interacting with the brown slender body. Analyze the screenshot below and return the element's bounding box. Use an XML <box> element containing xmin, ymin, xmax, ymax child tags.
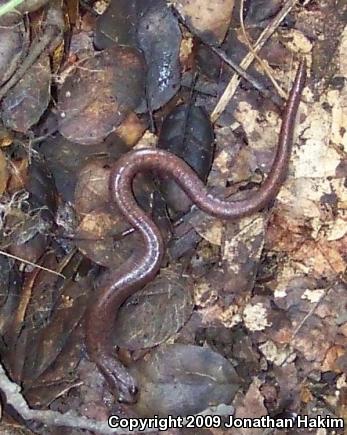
<box><xmin>85</xmin><ymin>61</ymin><xmax>306</xmax><ymax>403</ymax></box>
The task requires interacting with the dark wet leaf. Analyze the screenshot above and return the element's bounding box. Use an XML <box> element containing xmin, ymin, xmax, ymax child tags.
<box><xmin>39</xmin><ymin>133</ymin><xmax>127</xmax><ymax>203</ymax></box>
<box><xmin>195</xmin><ymin>44</ymin><xmax>223</xmax><ymax>80</ymax></box>
<box><xmin>26</xmin><ymin>157</ymin><xmax>57</xmax><ymax>213</ymax></box>
<box><xmin>0</xmin><ymin>22</ymin><xmax>25</xmax><ymax>86</ymax></box>
<box><xmin>137</xmin><ymin>1</ymin><xmax>181</xmax><ymax>111</ymax></box>
<box><xmin>244</xmin><ymin>0</ymin><xmax>283</xmax><ymax>26</ymax></box>
<box><xmin>1</xmin><ymin>54</ymin><xmax>51</xmax><ymax>133</ymax></box>
<box><xmin>133</xmin><ymin>343</ymin><xmax>240</xmax><ymax>416</ymax></box>
<box><xmin>1</xmin><ymin>252</ymin><xmax>90</xmax><ymax>386</ymax></box>
<box><xmin>39</xmin><ymin>136</ymin><xmax>84</xmax><ymax>204</ymax></box>
<box><xmin>113</xmin><ymin>271</ymin><xmax>194</xmax><ymax>349</ymax></box>
<box><xmin>58</xmin><ymin>45</ymin><xmax>145</xmax><ymax>144</ymax></box>
<box><xmin>1</xmin><ymin>256</ymin><xmax>58</xmax><ymax>382</ymax></box>
<box><xmin>168</xmin><ymin>224</ymin><xmax>202</xmax><ymax>260</ymax></box>
<box><xmin>0</xmin><ymin>257</ymin><xmax>21</xmax><ymax>336</ymax></box>
<box><xmin>24</xmin><ymin>335</ymin><xmax>83</xmax><ymax>407</ymax></box>
<box><xmin>0</xmin><ymin>255</ymin><xmax>11</xmax><ymax>308</ymax></box>
<box><xmin>94</xmin><ymin>0</ymin><xmax>139</xmax><ymax>49</ymax></box>
<box><xmin>158</xmin><ymin>104</ymin><xmax>214</xmax><ymax>216</ymax></box>
<box><xmin>22</xmin><ymin>276</ymin><xmax>90</xmax><ymax>382</ymax></box>
<box><xmin>19</xmin><ymin>255</ymin><xmax>60</xmax><ymax>336</ymax></box>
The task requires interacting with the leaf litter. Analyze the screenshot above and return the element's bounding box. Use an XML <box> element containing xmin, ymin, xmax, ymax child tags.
<box><xmin>0</xmin><ymin>0</ymin><xmax>345</xmax><ymax>433</ymax></box>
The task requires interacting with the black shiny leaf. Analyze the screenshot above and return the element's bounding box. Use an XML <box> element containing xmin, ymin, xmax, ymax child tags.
<box><xmin>158</xmin><ymin>104</ymin><xmax>214</xmax><ymax>216</ymax></box>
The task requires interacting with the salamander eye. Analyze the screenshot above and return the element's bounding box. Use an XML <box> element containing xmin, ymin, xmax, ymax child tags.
<box><xmin>129</xmin><ymin>385</ymin><xmax>138</xmax><ymax>396</ymax></box>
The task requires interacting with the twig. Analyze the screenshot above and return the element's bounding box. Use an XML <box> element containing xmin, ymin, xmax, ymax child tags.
<box><xmin>172</xmin><ymin>6</ymin><xmax>282</xmax><ymax>106</ymax></box>
<box><xmin>0</xmin><ymin>360</ymin><xmax>233</xmax><ymax>433</ymax></box>
<box><xmin>239</xmin><ymin>0</ymin><xmax>287</xmax><ymax>99</ymax></box>
<box><xmin>0</xmin><ymin>249</ymin><xmax>65</xmax><ymax>278</ymax></box>
<box><xmin>211</xmin><ymin>0</ymin><xmax>300</xmax><ymax>122</ymax></box>
<box><xmin>291</xmin><ymin>291</ymin><xmax>327</xmax><ymax>339</ymax></box>
<box><xmin>209</xmin><ymin>45</ymin><xmax>283</xmax><ymax>107</ymax></box>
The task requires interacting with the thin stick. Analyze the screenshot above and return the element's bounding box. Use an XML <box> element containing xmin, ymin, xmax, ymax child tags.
<box><xmin>209</xmin><ymin>45</ymin><xmax>283</xmax><ymax>107</ymax></box>
<box><xmin>0</xmin><ymin>249</ymin><xmax>65</xmax><ymax>278</ymax></box>
<box><xmin>211</xmin><ymin>0</ymin><xmax>300</xmax><ymax>122</ymax></box>
<box><xmin>239</xmin><ymin>0</ymin><xmax>287</xmax><ymax>99</ymax></box>
<box><xmin>171</xmin><ymin>6</ymin><xmax>280</xmax><ymax>105</ymax></box>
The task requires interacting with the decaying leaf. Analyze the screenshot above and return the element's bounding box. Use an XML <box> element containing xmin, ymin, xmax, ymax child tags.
<box><xmin>74</xmin><ymin>160</ymin><xmax>112</xmax><ymax>215</ymax></box>
<box><xmin>22</xmin><ymin>277</ymin><xmax>90</xmax><ymax>383</ymax></box>
<box><xmin>133</xmin><ymin>343</ymin><xmax>240</xmax><ymax>417</ymax></box>
<box><xmin>0</xmin><ymin>256</ymin><xmax>21</xmax><ymax>337</ymax></box>
<box><xmin>58</xmin><ymin>45</ymin><xmax>145</xmax><ymax>144</ymax></box>
<box><xmin>113</xmin><ymin>271</ymin><xmax>194</xmax><ymax>349</ymax></box>
<box><xmin>0</xmin><ymin>21</ymin><xmax>25</xmax><ymax>86</ymax></box>
<box><xmin>231</xmin><ymin>379</ymin><xmax>267</xmax><ymax>435</ymax></box>
<box><xmin>244</xmin><ymin>0</ymin><xmax>283</xmax><ymax>26</ymax></box>
<box><xmin>1</xmin><ymin>54</ymin><xmax>51</xmax><ymax>133</ymax></box>
<box><xmin>114</xmin><ymin>112</ymin><xmax>147</xmax><ymax>147</ymax></box>
<box><xmin>76</xmin><ymin>208</ymin><xmax>136</xmax><ymax>268</ymax></box>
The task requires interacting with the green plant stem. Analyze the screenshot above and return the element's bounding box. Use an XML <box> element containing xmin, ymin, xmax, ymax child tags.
<box><xmin>0</xmin><ymin>0</ymin><xmax>25</xmax><ymax>17</ymax></box>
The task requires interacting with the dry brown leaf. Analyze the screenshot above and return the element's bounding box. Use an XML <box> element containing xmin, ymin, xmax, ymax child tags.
<box><xmin>0</xmin><ymin>150</ymin><xmax>8</xmax><ymax>196</ymax></box>
<box><xmin>7</xmin><ymin>158</ymin><xmax>28</xmax><ymax>193</ymax></box>
<box><xmin>173</xmin><ymin>0</ymin><xmax>235</xmax><ymax>46</ymax></box>
<box><xmin>114</xmin><ymin>112</ymin><xmax>147</xmax><ymax>147</ymax></box>
<box><xmin>322</xmin><ymin>345</ymin><xmax>346</xmax><ymax>373</ymax></box>
<box><xmin>231</xmin><ymin>379</ymin><xmax>267</xmax><ymax>435</ymax></box>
